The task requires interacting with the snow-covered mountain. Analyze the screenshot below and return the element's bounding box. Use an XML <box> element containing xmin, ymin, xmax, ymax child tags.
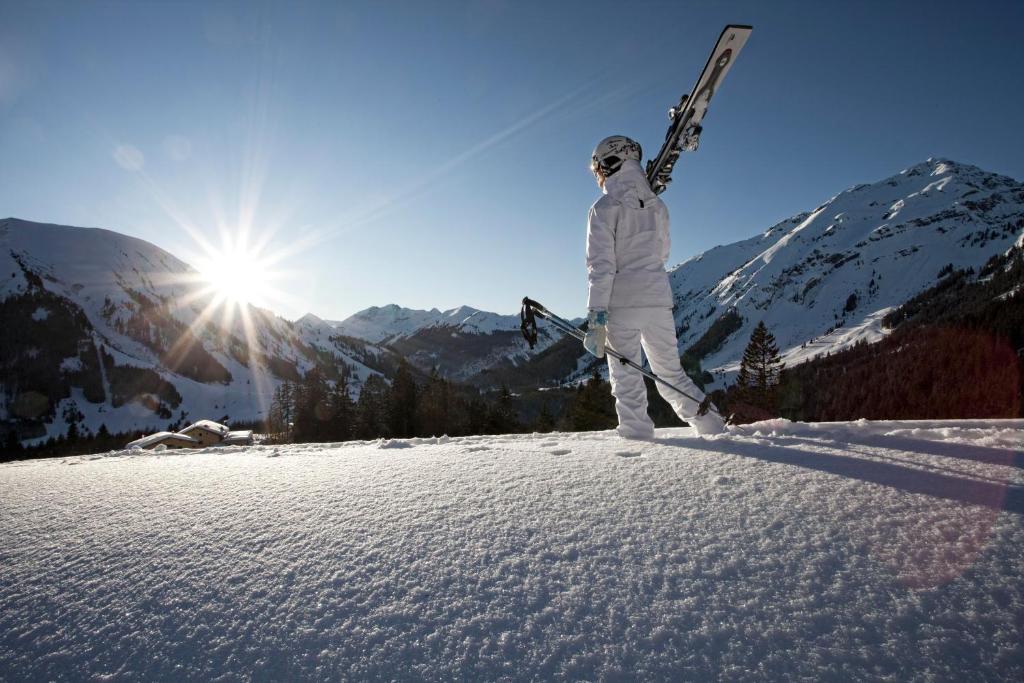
<box><xmin>530</xmin><ymin>158</ymin><xmax>1022</xmax><ymax>388</ymax></box>
<box><xmin>0</xmin><ymin>219</ymin><xmax>391</xmax><ymax>442</ymax></box>
<box><xmin>332</xmin><ymin>304</ymin><xmax>520</xmax><ymax>343</ymax></box>
<box><xmin>325</xmin><ymin>303</ymin><xmax>560</xmax><ymax>381</ymax></box>
<box><xmin>668</xmin><ymin>158</ymin><xmax>1023</xmax><ymax>382</ymax></box>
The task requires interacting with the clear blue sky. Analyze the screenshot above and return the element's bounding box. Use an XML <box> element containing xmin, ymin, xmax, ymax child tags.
<box><xmin>2</xmin><ymin>0</ymin><xmax>1023</xmax><ymax>321</ymax></box>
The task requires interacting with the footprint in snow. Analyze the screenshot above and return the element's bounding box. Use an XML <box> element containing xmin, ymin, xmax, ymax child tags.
<box><xmin>464</xmin><ymin>446</ymin><xmax>491</xmax><ymax>453</ymax></box>
<box><xmin>549</xmin><ymin>449</ymin><xmax>571</xmax><ymax>455</ymax></box>
<box><xmin>615</xmin><ymin>451</ymin><xmax>643</xmax><ymax>458</ymax></box>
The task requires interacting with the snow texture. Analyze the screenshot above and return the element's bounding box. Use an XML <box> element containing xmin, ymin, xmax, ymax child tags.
<box><xmin>2</xmin><ymin>420</ymin><xmax>1022</xmax><ymax>680</ymax></box>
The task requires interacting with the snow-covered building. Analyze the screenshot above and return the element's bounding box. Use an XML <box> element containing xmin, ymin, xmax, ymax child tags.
<box><xmin>223</xmin><ymin>430</ymin><xmax>254</xmax><ymax>446</ymax></box>
<box><xmin>178</xmin><ymin>420</ymin><xmax>231</xmax><ymax>447</ymax></box>
<box><xmin>124</xmin><ymin>420</ymin><xmax>253</xmax><ymax>450</ymax></box>
<box><xmin>125</xmin><ymin>432</ymin><xmax>199</xmax><ymax>450</ymax></box>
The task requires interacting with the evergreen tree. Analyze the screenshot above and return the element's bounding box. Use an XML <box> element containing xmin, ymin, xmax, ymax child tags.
<box><xmin>534</xmin><ymin>400</ymin><xmax>556</xmax><ymax>433</ymax></box>
<box><xmin>293</xmin><ymin>367</ymin><xmax>331</xmax><ymax>442</ymax></box>
<box><xmin>327</xmin><ymin>374</ymin><xmax>355</xmax><ymax>441</ymax></box>
<box><xmin>734</xmin><ymin>321</ymin><xmax>784</xmax><ymax>420</ymax></box>
<box><xmin>568</xmin><ymin>368</ymin><xmax>617</xmax><ymax>431</ymax></box>
<box><xmin>353</xmin><ymin>374</ymin><xmax>390</xmax><ymax>439</ymax></box>
<box><xmin>416</xmin><ymin>368</ymin><xmax>451</xmax><ymax>437</ymax></box>
<box><xmin>388</xmin><ymin>359</ymin><xmax>418</xmax><ymax>438</ymax></box>
<box><xmin>3</xmin><ymin>430</ymin><xmax>23</xmax><ymax>459</ymax></box>
<box><xmin>268</xmin><ymin>381</ymin><xmax>296</xmax><ymax>437</ymax></box>
<box><xmin>464</xmin><ymin>396</ymin><xmax>490</xmax><ymax>435</ymax></box>
<box><xmin>486</xmin><ymin>385</ymin><xmax>520</xmax><ymax>434</ymax></box>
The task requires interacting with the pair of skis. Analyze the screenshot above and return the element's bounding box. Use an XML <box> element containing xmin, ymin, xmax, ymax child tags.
<box><xmin>645</xmin><ymin>24</ymin><xmax>753</xmax><ymax>194</ymax></box>
<box><xmin>519</xmin><ymin>25</ymin><xmax>752</xmax><ymax>420</ymax></box>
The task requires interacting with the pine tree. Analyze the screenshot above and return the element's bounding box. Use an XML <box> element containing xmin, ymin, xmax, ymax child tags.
<box><xmin>354</xmin><ymin>374</ymin><xmax>391</xmax><ymax>439</ymax></box>
<box><xmin>3</xmin><ymin>430</ymin><xmax>23</xmax><ymax>459</ymax></box>
<box><xmin>464</xmin><ymin>396</ymin><xmax>490</xmax><ymax>435</ymax></box>
<box><xmin>293</xmin><ymin>367</ymin><xmax>330</xmax><ymax>442</ymax></box>
<box><xmin>735</xmin><ymin>321</ymin><xmax>784</xmax><ymax>419</ymax></box>
<box><xmin>268</xmin><ymin>381</ymin><xmax>295</xmax><ymax>437</ymax></box>
<box><xmin>327</xmin><ymin>374</ymin><xmax>355</xmax><ymax>441</ymax></box>
<box><xmin>388</xmin><ymin>359</ymin><xmax>418</xmax><ymax>438</ymax></box>
<box><xmin>534</xmin><ymin>400</ymin><xmax>556</xmax><ymax>433</ymax></box>
<box><xmin>486</xmin><ymin>385</ymin><xmax>520</xmax><ymax>435</ymax></box>
<box><xmin>569</xmin><ymin>368</ymin><xmax>617</xmax><ymax>431</ymax></box>
<box><xmin>416</xmin><ymin>368</ymin><xmax>451</xmax><ymax>437</ymax></box>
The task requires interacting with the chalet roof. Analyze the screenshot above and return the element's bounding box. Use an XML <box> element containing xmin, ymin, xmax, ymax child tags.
<box><xmin>126</xmin><ymin>431</ymin><xmax>199</xmax><ymax>449</ymax></box>
<box><xmin>223</xmin><ymin>430</ymin><xmax>254</xmax><ymax>445</ymax></box>
<box><xmin>179</xmin><ymin>420</ymin><xmax>230</xmax><ymax>436</ymax></box>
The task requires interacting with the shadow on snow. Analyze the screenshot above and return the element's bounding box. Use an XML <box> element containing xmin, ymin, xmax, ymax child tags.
<box><xmin>658</xmin><ymin>434</ymin><xmax>1024</xmax><ymax>516</ymax></box>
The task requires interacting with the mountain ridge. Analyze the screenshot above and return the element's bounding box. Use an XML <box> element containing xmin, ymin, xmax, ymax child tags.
<box><xmin>665</xmin><ymin>157</ymin><xmax>1023</xmax><ymax>382</ymax></box>
<box><xmin>3</xmin><ymin>157</ymin><xmax>1021</xmax><ymax>440</ymax></box>
<box><xmin>1</xmin><ymin>218</ymin><xmax>394</xmax><ymax>442</ymax></box>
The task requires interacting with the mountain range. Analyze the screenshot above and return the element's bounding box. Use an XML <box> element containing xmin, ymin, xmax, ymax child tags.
<box><xmin>2</xmin><ymin>157</ymin><xmax>1021</xmax><ymax>442</ymax></box>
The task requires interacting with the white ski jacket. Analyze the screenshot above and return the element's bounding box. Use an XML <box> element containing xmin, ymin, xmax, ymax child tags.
<box><xmin>585</xmin><ymin>159</ymin><xmax>674</xmax><ymax>310</ymax></box>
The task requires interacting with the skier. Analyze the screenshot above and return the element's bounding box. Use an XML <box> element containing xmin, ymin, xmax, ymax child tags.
<box><xmin>583</xmin><ymin>135</ymin><xmax>726</xmax><ymax>438</ymax></box>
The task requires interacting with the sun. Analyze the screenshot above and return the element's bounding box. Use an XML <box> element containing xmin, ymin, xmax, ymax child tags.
<box><xmin>199</xmin><ymin>249</ymin><xmax>266</xmax><ymax>308</ymax></box>
<box><xmin>193</xmin><ymin>232</ymin><xmax>280</xmax><ymax>311</ymax></box>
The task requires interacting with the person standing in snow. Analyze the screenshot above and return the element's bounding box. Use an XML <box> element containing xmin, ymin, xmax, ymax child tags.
<box><xmin>584</xmin><ymin>135</ymin><xmax>726</xmax><ymax>438</ymax></box>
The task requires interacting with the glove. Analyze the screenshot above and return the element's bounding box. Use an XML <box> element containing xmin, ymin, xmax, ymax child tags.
<box><xmin>583</xmin><ymin>309</ymin><xmax>608</xmax><ymax>358</ymax></box>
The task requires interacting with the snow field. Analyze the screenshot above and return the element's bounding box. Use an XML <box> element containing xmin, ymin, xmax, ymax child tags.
<box><xmin>1</xmin><ymin>421</ymin><xmax>1023</xmax><ymax>680</ymax></box>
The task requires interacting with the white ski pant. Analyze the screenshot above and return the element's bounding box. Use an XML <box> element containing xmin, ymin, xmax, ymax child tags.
<box><xmin>606</xmin><ymin>306</ymin><xmax>707</xmax><ymax>439</ymax></box>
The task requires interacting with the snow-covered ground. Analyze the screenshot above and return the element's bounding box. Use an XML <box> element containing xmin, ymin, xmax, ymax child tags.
<box><xmin>2</xmin><ymin>420</ymin><xmax>1023</xmax><ymax>680</ymax></box>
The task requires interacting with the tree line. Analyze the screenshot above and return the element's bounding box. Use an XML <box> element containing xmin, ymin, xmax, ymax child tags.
<box><xmin>265</xmin><ymin>358</ymin><xmax>637</xmax><ymax>444</ymax></box>
<box><xmin>714</xmin><ymin>247</ymin><xmax>1023</xmax><ymax>422</ymax></box>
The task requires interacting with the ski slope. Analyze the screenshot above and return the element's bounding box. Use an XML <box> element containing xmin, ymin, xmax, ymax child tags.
<box><xmin>2</xmin><ymin>420</ymin><xmax>1023</xmax><ymax>680</ymax></box>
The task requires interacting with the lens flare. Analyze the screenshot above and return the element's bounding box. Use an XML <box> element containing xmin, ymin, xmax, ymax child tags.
<box><xmin>193</xmin><ymin>233</ymin><xmax>278</xmax><ymax>310</ymax></box>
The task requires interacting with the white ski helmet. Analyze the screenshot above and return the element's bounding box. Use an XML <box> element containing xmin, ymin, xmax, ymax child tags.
<box><xmin>591</xmin><ymin>135</ymin><xmax>642</xmax><ymax>178</ymax></box>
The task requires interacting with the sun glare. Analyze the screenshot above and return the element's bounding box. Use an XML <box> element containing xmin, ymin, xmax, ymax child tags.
<box><xmin>193</xmin><ymin>232</ymin><xmax>282</xmax><ymax>311</ymax></box>
<box><xmin>199</xmin><ymin>250</ymin><xmax>266</xmax><ymax>307</ymax></box>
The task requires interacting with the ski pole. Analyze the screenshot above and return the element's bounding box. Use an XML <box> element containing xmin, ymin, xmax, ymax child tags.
<box><xmin>520</xmin><ymin>297</ymin><xmax>721</xmax><ymax>419</ymax></box>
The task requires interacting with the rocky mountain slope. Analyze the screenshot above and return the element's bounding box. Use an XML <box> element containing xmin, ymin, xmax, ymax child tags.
<box><xmin>669</xmin><ymin>158</ymin><xmax>1023</xmax><ymax>383</ymax></box>
<box><xmin>324</xmin><ymin>304</ymin><xmax>561</xmax><ymax>381</ymax></box>
<box><xmin>0</xmin><ymin>219</ymin><xmax>394</xmax><ymax>442</ymax></box>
